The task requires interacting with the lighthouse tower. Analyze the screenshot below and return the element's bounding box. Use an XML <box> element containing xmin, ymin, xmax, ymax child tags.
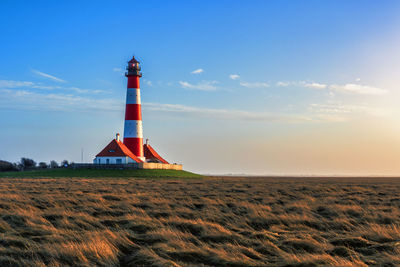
<box><xmin>93</xmin><ymin>55</ymin><xmax>181</xmax><ymax>168</ymax></box>
<box><xmin>123</xmin><ymin>56</ymin><xmax>144</xmax><ymax>161</ymax></box>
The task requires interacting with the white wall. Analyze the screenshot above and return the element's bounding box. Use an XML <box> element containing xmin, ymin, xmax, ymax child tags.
<box><xmin>93</xmin><ymin>156</ymin><xmax>127</xmax><ymax>164</ymax></box>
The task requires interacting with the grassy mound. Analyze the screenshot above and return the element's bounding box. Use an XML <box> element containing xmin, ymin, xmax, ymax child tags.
<box><xmin>0</xmin><ymin>168</ymin><xmax>202</xmax><ymax>179</ymax></box>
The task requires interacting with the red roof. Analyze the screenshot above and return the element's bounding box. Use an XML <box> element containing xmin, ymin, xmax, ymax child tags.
<box><xmin>96</xmin><ymin>139</ymin><xmax>143</xmax><ymax>163</ymax></box>
<box><xmin>143</xmin><ymin>144</ymin><xmax>169</xmax><ymax>164</ymax></box>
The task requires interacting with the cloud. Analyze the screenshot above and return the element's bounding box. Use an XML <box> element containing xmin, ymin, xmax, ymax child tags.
<box><xmin>303</xmin><ymin>82</ymin><xmax>327</xmax><ymax>89</ymax></box>
<box><xmin>143</xmin><ymin>102</ymin><xmax>311</xmax><ymax>122</ymax></box>
<box><xmin>274</xmin><ymin>80</ymin><xmax>387</xmax><ymax>96</ymax></box>
<box><xmin>330</xmin><ymin>83</ymin><xmax>388</xmax><ymax>95</ymax></box>
<box><xmin>0</xmin><ymin>79</ymin><xmax>106</xmax><ymax>94</ymax></box>
<box><xmin>0</xmin><ymin>80</ymin><xmax>35</xmax><ymax>88</ymax></box>
<box><xmin>69</xmin><ymin>87</ymin><xmax>107</xmax><ymax>94</ymax></box>
<box><xmin>4</xmin><ymin>88</ymin><xmax>305</xmax><ymax>121</ymax></box>
<box><xmin>112</xmin><ymin>68</ymin><xmax>125</xmax><ymax>76</ymax></box>
<box><xmin>229</xmin><ymin>74</ymin><xmax>240</xmax><ymax>80</ymax></box>
<box><xmin>276</xmin><ymin>81</ymin><xmax>290</xmax><ymax>87</ymax></box>
<box><xmin>191</xmin><ymin>69</ymin><xmax>204</xmax><ymax>74</ymax></box>
<box><xmin>239</xmin><ymin>81</ymin><xmax>269</xmax><ymax>88</ymax></box>
<box><xmin>309</xmin><ymin>102</ymin><xmax>389</xmax><ymax>121</ymax></box>
<box><xmin>179</xmin><ymin>80</ymin><xmax>217</xmax><ymax>91</ymax></box>
<box><xmin>32</xmin><ymin>85</ymin><xmax>62</xmax><ymax>90</ymax></box>
<box><xmin>0</xmin><ymin>80</ymin><xmax>62</xmax><ymax>90</ymax></box>
<box><xmin>143</xmin><ymin>80</ymin><xmax>152</xmax><ymax>86</ymax></box>
<box><xmin>31</xmin><ymin>69</ymin><xmax>66</xmax><ymax>83</ymax></box>
<box><xmin>4</xmin><ymin>87</ymin><xmax>377</xmax><ymax>123</ymax></box>
<box><xmin>0</xmin><ymin>89</ymin><xmax>121</xmax><ymax>112</ymax></box>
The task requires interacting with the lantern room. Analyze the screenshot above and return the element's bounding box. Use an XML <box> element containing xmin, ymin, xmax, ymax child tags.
<box><xmin>125</xmin><ymin>56</ymin><xmax>142</xmax><ymax>77</ymax></box>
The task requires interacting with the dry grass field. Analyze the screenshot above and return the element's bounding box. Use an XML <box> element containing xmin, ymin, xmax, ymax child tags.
<box><xmin>0</xmin><ymin>176</ymin><xmax>400</xmax><ymax>266</ymax></box>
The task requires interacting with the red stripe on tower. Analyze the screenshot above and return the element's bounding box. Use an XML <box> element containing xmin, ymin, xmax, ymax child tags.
<box><xmin>123</xmin><ymin>56</ymin><xmax>144</xmax><ymax>160</ymax></box>
<box><xmin>125</xmin><ymin>104</ymin><xmax>142</xmax><ymax>120</ymax></box>
<box><xmin>127</xmin><ymin>76</ymin><xmax>140</xmax><ymax>88</ymax></box>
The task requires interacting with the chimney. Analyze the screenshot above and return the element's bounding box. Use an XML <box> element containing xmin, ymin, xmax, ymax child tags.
<box><xmin>146</xmin><ymin>138</ymin><xmax>149</xmax><ymax>145</ymax></box>
<box><xmin>116</xmin><ymin>133</ymin><xmax>120</xmax><ymax>142</ymax></box>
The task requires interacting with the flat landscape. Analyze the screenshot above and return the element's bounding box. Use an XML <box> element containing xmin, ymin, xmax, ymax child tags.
<box><xmin>0</xmin><ymin>176</ymin><xmax>399</xmax><ymax>266</ymax></box>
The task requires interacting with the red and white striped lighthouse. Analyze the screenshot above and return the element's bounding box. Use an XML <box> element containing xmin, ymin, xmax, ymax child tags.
<box><xmin>123</xmin><ymin>56</ymin><xmax>144</xmax><ymax>160</ymax></box>
<box><xmin>94</xmin><ymin>55</ymin><xmax>177</xmax><ymax>167</ymax></box>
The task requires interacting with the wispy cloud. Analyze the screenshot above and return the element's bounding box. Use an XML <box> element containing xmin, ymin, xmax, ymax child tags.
<box><xmin>276</xmin><ymin>81</ymin><xmax>290</xmax><ymax>87</ymax></box>
<box><xmin>303</xmin><ymin>82</ymin><xmax>327</xmax><ymax>89</ymax></box>
<box><xmin>274</xmin><ymin>80</ymin><xmax>387</xmax><ymax>96</ymax></box>
<box><xmin>330</xmin><ymin>83</ymin><xmax>388</xmax><ymax>95</ymax></box>
<box><xmin>0</xmin><ymin>80</ymin><xmax>35</xmax><ymax>88</ymax></box>
<box><xmin>309</xmin><ymin>102</ymin><xmax>389</xmax><ymax>121</ymax></box>
<box><xmin>239</xmin><ymin>81</ymin><xmax>269</xmax><ymax>88</ymax></box>
<box><xmin>143</xmin><ymin>102</ymin><xmax>310</xmax><ymax>122</ymax></box>
<box><xmin>142</xmin><ymin>79</ymin><xmax>152</xmax><ymax>86</ymax></box>
<box><xmin>69</xmin><ymin>87</ymin><xmax>107</xmax><ymax>94</ymax></box>
<box><xmin>31</xmin><ymin>69</ymin><xmax>66</xmax><ymax>83</ymax></box>
<box><xmin>229</xmin><ymin>74</ymin><xmax>240</xmax><ymax>80</ymax></box>
<box><xmin>0</xmin><ymin>79</ymin><xmax>106</xmax><ymax>94</ymax></box>
<box><xmin>3</xmin><ymin>87</ymin><xmax>380</xmax><ymax>123</ymax></box>
<box><xmin>32</xmin><ymin>85</ymin><xmax>62</xmax><ymax>90</ymax></box>
<box><xmin>0</xmin><ymin>89</ymin><xmax>120</xmax><ymax>112</ymax></box>
<box><xmin>191</xmin><ymin>68</ymin><xmax>204</xmax><ymax>74</ymax></box>
<box><xmin>112</xmin><ymin>67</ymin><xmax>125</xmax><ymax>76</ymax></box>
<box><xmin>179</xmin><ymin>80</ymin><xmax>217</xmax><ymax>91</ymax></box>
<box><xmin>0</xmin><ymin>80</ymin><xmax>62</xmax><ymax>90</ymax></box>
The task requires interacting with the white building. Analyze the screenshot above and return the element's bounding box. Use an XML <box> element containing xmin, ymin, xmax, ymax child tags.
<box><xmin>93</xmin><ymin>134</ymin><xmax>142</xmax><ymax>164</ymax></box>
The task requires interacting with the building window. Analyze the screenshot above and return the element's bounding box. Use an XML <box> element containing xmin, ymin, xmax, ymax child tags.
<box><xmin>106</xmin><ymin>159</ymin><xmax>110</xmax><ymax>164</ymax></box>
<box><xmin>116</xmin><ymin>159</ymin><xmax>122</xmax><ymax>164</ymax></box>
<box><xmin>98</xmin><ymin>158</ymin><xmax>101</xmax><ymax>164</ymax></box>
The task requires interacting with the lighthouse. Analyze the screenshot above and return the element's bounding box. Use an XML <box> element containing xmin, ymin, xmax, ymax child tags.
<box><xmin>123</xmin><ymin>56</ymin><xmax>144</xmax><ymax>161</ymax></box>
<box><xmin>93</xmin><ymin>55</ymin><xmax>179</xmax><ymax>169</ymax></box>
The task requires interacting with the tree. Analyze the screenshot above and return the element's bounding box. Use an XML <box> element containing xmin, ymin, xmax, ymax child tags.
<box><xmin>50</xmin><ymin>160</ymin><xmax>58</xmax><ymax>168</ymax></box>
<box><xmin>20</xmin><ymin>158</ymin><xmax>36</xmax><ymax>170</ymax></box>
<box><xmin>38</xmin><ymin>162</ymin><xmax>48</xmax><ymax>169</ymax></box>
<box><xmin>61</xmin><ymin>160</ymin><xmax>69</xmax><ymax>168</ymax></box>
<box><xmin>0</xmin><ymin>160</ymin><xmax>18</xmax><ymax>172</ymax></box>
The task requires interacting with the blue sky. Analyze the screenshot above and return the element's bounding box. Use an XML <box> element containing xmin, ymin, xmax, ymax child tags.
<box><xmin>1</xmin><ymin>1</ymin><xmax>400</xmax><ymax>174</ymax></box>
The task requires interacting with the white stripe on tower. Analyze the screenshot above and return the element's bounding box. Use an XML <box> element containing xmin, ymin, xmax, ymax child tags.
<box><xmin>123</xmin><ymin>120</ymin><xmax>143</xmax><ymax>138</ymax></box>
<box><xmin>126</xmin><ymin>88</ymin><xmax>141</xmax><ymax>104</ymax></box>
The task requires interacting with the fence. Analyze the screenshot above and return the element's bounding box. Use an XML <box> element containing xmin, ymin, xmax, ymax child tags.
<box><xmin>71</xmin><ymin>163</ymin><xmax>183</xmax><ymax>170</ymax></box>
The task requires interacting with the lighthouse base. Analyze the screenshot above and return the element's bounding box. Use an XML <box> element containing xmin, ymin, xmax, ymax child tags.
<box><xmin>72</xmin><ymin>162</ymin><xmax>183</xmax><ymax>170</ymax></box>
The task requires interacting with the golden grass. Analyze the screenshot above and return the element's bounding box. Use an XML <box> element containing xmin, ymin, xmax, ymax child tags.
<box><xmin>0</xmin><ymin>176</ymin><xmax>399</xmax><ymax>266</ymax></box>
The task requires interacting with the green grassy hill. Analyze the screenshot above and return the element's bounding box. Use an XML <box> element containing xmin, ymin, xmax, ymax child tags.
<box><xmin>0</xmin><ymin>168</ymin><xmax>202</xmax><ymax>179</ymax></box>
